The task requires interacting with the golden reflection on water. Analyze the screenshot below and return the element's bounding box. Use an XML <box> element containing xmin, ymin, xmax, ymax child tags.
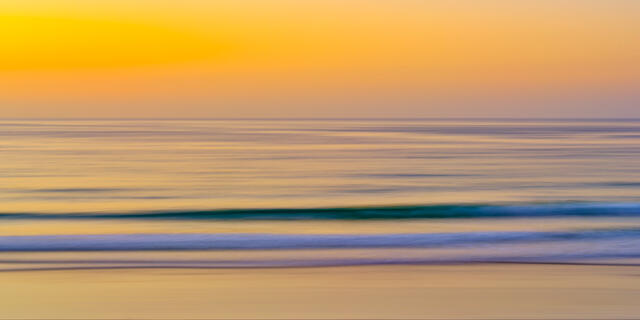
<box><xmin>3</xmin><ymin>217</ymin><xmax>640</xmax><ymax>236</ymax></box>
<box><xmin>2</xmin><ymin>119</ymin><xmax>640</xmax><ymax>213</ymax></box>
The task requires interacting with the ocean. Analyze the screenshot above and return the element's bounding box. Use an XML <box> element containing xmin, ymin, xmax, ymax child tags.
<box><xmin>2</xmin><ymin>119</ymin><xmax>640</xmax><ymax>270</ymax></box>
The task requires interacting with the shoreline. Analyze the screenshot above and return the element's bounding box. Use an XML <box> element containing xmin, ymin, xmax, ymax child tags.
<box><xmin>2</xmin><ymin>260</ymin><xmax>640</xmax><ymax>273</ymax></box>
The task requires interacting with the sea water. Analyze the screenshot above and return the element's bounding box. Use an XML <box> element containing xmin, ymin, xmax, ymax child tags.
<box><xmin>2</xmin><ymin>119</ymin><xmax>640</xmax><ymax>270</ymax></box>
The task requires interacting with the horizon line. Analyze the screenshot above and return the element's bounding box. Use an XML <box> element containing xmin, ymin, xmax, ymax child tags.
<box><xmin>3</xmin><ymin>117</ymin><xmax>640</xmax><ymax>121</ymax></box>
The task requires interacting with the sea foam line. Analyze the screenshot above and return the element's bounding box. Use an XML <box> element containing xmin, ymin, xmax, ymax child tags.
<box><xmin>1</xmin><ymin>229</ymin><xmax>640</xmax><ymax>251</ymax></box>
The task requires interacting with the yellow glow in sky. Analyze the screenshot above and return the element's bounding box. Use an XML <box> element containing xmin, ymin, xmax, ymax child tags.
<box><xmin>1</xmin><ymin>0</ymin><xmax>639</xmax><ymax>118</ymax></box>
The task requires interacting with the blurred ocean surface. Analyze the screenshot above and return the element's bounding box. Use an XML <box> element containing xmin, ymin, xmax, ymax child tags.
<box><xmin>2</xmin><ymin>119</ymin><xmax>640</xmax><ymax>269</ymax></box>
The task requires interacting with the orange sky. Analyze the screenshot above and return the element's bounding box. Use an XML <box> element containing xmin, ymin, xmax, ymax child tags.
<box><xmin>1</xmin><ymin>0</ymin><xmax>639</xmax><ymax>118</ymax></box>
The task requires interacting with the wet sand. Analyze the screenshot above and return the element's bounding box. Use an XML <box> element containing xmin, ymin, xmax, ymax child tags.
<box><xmin>2</xmin><ymin>263</ymin><xmax>640</xmax><ymax>319</ymax></box>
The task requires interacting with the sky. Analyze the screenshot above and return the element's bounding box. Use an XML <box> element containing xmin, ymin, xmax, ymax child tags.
<box><xmin>1</xmin><ymin>0</ymin><xmax>639</xmax><ymax>118</ymax></box>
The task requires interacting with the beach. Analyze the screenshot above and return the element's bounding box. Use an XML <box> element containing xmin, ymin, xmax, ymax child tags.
<box><xmin>2</xmin><ymin>263</ymin><xmax>640</xmax><ymax>319</ymax></box>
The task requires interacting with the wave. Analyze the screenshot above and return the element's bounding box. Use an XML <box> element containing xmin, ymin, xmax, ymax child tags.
<box><xmin>2</xmin><ymin>228</ymin><xmax>640</xmax><ymax>251</ymax></box>
<box><xmin>3</xmin><ymin>202</ymin><xmax>640</xmax><ymax>220</ymax></box>
<box><xmin>2</xmin><ymin>231</ymin><xmax>640</xmax><ymax>270</ymax></box>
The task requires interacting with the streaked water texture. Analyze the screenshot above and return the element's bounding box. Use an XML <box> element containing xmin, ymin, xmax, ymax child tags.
<box><xmin>2</xmin><ymin>119</ymin><xmax>640</xmax><ymax>270</ymax></box>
